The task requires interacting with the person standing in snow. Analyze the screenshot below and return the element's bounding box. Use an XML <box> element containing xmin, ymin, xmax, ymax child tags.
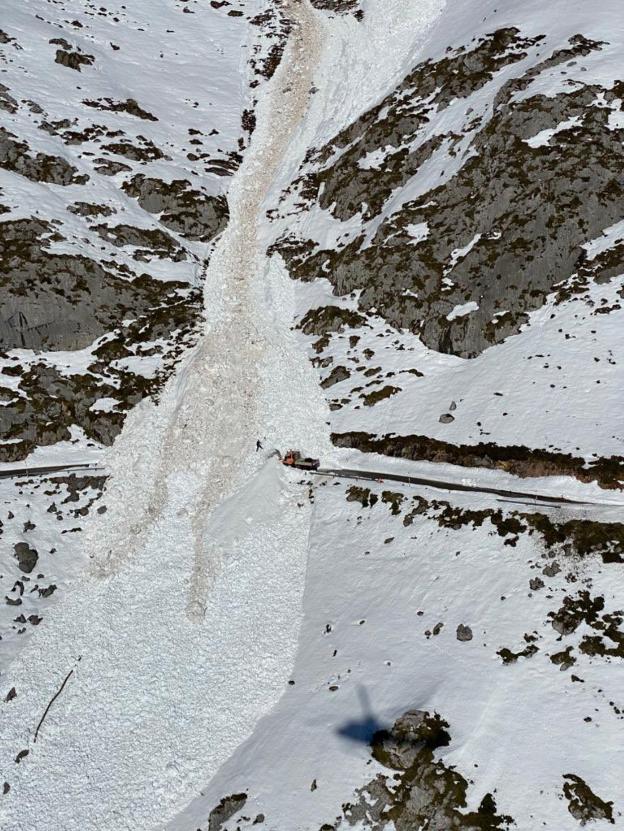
<box><xmin>256</xmin><ymin>439</ymin><xmax>263</xmax><ymax>451</ymax></box>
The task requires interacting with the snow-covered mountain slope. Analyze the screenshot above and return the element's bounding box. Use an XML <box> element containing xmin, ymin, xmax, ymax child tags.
<box><xmin>0</xmin><ymin>0</ymin><xmax>281</xmax><ymax>657</ymax></box>
<box><xmin>0</xmin><ymin>0</ymin><xmax>253</xmax><ymax>461</ymax></box>
<box><xmin>1</xmin><ymin>1</ymin><xmax>623</xmax><ymax>830</ymax></box>
<box><xmin>193</xmin><ymin>0</ymin><xmax>624</xmax><ymax>827</ymax></box>
<box><xmin>275</xmin><ymin>0</ymin><xmax>624</xmax><ymax>480</ymax></box>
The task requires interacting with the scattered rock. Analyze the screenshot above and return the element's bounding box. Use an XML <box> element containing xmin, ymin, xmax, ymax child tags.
<box><xmin>207</xmin><ymin>793</ymin><xmax>247</xmax><ymax>831</ymax></box>
<box><xmin>563</xmin><ymin>774</ymin><xmax>614</xmax><ymax>825</ymax></box>
<box><xmin>13</xmin><ymin>542</ymin><xmax>38</xmax><ymax>573</ymax></box>
<box><xmin>456</xmin><ymin>624</ymin><xmax>473</xmax><ymax>641</ymax></box>
<box><xmin>83</xmin><ymin>97</ymin><xmax>158</xmax><ymax>121</ymax></box>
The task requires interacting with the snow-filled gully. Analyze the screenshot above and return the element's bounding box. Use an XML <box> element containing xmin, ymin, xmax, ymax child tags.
<box><xmin>94</xmin><ymin>0</ymin><xmax>322</xmax><ymax>607</ymax></box>
<box><xmin>0</xmin><ymin>3</ymin><xmax>330</xmax><ymax>829</ymax></box>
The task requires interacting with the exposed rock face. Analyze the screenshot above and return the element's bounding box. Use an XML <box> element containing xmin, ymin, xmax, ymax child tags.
<box><xmin>549</xmin><ymin>592</ymin><xmax>624</xmax><ymax>659</ymax></box>
<box><xmin>0</xmin><ymin>83</ymin><xmax>18</xmax><ymax>113</ymax></box>
<box><xmin>298</xmin><ymin>304</ymin><xmax>367</xmax><ymax>335</ymax></box>
<box><xmin>82</xmin><ymin>97</ymin><xmax>158</xmax><ymax>121</ymax></box>
<box><xmin>123</xmin><ymin>175</ymin><xmax>229</xmax><ymax>241</ymax></box>
<box><xmin>332</xmin><ymin>430</ymin><xmax>624</xmax><ymax>489</ymax></box>
<box><xmin>310</xmin><ymin>0</ymin><xmax>361</xmax><ymax>13</ymax></box>
<box><xmin>50</xmin><ymin>38</ymin><xmax>94</xmax><ymax>71</ymax></box>
<box><xmin>0</xmin><ymin>127</ymin><xmax>88</xmax><ymax>185</ymax></box>
<box><xmin>331</xmin><ymin>709</ymin><xmax>513</xmax><ymax>829</ymax></box>
<box><xmin>0</xmin><ymin>217</ymin><xmax>201</xmax><ymax>460</ymax></box>
<box><xmin>100</xmin><ymin>137</ymin><xmax>165</xmax><ymax>162</ymax></box>
<box><xmin>562</xmin><ymin>774</ymin><xmax>614</xmax><ymax>825</ymax></box>
<box><xmin>0</xmin><ymin>218</ymin><xmax>183</xmax><ymax>351</ymax></box>
<box><xmin>278</xmin><ymin>30</ymin><xmax>624</xmax><ymax>357</ymax></box>
<box><xmin>207</xmin><ymin>792</ymin><xmax>247</xmax><ymax>831</ymax></box>
<box><xmin>13</xmin><ymin>543</ymin><xmax>38</xmax><ymax>574</ymax></box>
<box><xmin>94</xmin><ymin>224</ymin><xmax>186</xmax><ymax>261</ymax></box>
<box><xmin>67</xmin><ymin>202</ymin><xmax>116</xmax><ymax>218</ymax></box>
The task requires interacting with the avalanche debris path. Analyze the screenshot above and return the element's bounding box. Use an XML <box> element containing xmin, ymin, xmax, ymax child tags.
<box><xmin>0</xmin><ymin>3</ymin><xmax>328</xmax><ymax>830</ymax></box>
<box><xmin>93</xmin><ymin>0</ymin><xmax>323</xmax><ymax>606</ymax></box>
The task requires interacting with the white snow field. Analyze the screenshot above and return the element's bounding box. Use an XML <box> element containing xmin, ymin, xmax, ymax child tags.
<box><xmin>162</xmin><ymin>1</ymin><xmax>624</xmax><ymax>828</ymax></box>
<box><xmin>1</xmin><ymin>0</ymin><xmax>624</xmax><ymax>829</ymax></box>
<box><xmin>0</xmin><ymin>1</ymin><xmax>331</xmax><ymax>828</ymax></box>
<box><xmin>169</xmin><ymin>475</ymin><xmax>624</xmax><ymax>831</ymax></box>
<box><xmin>0</xmin><ymin>0</ymin><xmax>262</xmax><ymax>662</ymax></box>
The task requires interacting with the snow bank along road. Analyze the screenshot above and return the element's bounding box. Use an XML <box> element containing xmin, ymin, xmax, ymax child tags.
<box><xmin>312</xmin><ymin>467</ymin><xmax>623</xmax><ymax>509</ymax></box>
<box><xmin>2</xmin><ymin>456</ymin><xmax>620</xmax><ymax>512</ymax></box>
<box><xmin>0</xmin><ymin>2</ymin><xmax>328</xmax><ymax>830</ymax></box>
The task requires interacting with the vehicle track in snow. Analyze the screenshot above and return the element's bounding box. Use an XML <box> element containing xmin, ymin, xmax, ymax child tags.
<box><xmin>93</xmin><ymin>0</ymin><xmax>323</xmax><ymax>623</ymax></box>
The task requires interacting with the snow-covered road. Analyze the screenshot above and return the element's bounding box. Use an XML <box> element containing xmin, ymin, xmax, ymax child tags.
<box><xmin>0</xmin><ymin>2</ymin><xmax>331</xmax><ymax>829</ymax></box>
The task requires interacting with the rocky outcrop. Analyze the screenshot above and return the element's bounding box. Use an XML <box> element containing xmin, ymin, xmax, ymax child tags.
<box><xmin>123</xmin><ymin>175</ymin><xmax>228</xmax><ymax>241</ymax></box>
<box><xmin>310</xmin><ymin>0</ymin><xmax>361</xmax><ymax>14</ymax></box>
<box><xmin>330</xmin><ymin>709</ymin><xmax>513</xmax><ymax>829</ymax></box>
<box><xmin>563</xmin><ymin>774</ymin><xmax>614</xmax><ymax>825</ymax></box>
<box><xmin>67</xmin><ymin>202</ymin><xmax>115</xmax><ymax>218</ymax></box>
<box><xmin>50</xmin><ymin>38</ymin><xmax>94</xmax><ymax>71</ymax></box>
<box><xmin>279</xmin><ymin>31</ymin><xmax>624</xmax><ymax>357</ymax></box>
<box><xmin>13</xmin><ymin>543</ymin><xmax>38</xmax><ymax>574</ymax></box>
<box><xmin>0</xmin><ymin>83</ymin><xmax>18</xmax><ymax>113</ymax></box>
<box><xmin>332</xmin><ymin>430</ymin><xmax>624</xmax><ymax>489</ymax></box>
<box><xmin>207</xmin><ymin>792</ymin><xmax>247</xmax><ymax>831</ymax></box>
<box><xmin>82</xmin><ymin>97</ymin><xmax>158</xmax><ymax>121</ymax></box>
<box><xmin>0</xmin><ymin>127</ymin><xmax>88</xmax><ymax>185</ymax></box>
<box><xmin>94</xmin><ymin>224</ymin><xmax>186</xmax><ymax>260</ymax></box>
<box><xmin>0</xmin><ymin>291</ymin><xmax>202</xmax><ymax>461</ymax></box>
<box><xmin>0</xmin><ymin>218</ymin><xmax>185</xmax><ymax>351</ymax></box>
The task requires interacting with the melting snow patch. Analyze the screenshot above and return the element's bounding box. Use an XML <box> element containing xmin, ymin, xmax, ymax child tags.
<box><xmin>447</xmin><ymin>301</ymin><xmax>479</xmax><ymax>321</ymax></box>
<box><xmin>89</xmin><ymin>397</ymin><xmax>120</xmax><ymax>413</ymax></box>
<box><xmin>445</xmin><ymin>233</ymin><xmax>481</xmax><ymax>274</ymax></box>
<box><xmin>583</xmin><ymin>218</ymin><xmax>624</xmax><ymax>259</ymax></box>
<box><xmin>112</xmin><ymin>353</ymin><xmax>161</xmax><ymax>378</ymax></box>
<box><xmin>607</xmin><ymin>107</ymin><xmax>624</xmax><ymax>130</ymax></box>
<box><xmin>406</xmin><ymin>221</ymin><xmax>429</xmax><ymax>244</ymax></box>
<box><xmin>358</xmin><ymin>145</ymin><xmax>393</xmax><ymax>170</ymax></box>
<box><xmin>524</xmin><ymin>116</ymin><xmax>582</xmax><ymax>147</ymax></box>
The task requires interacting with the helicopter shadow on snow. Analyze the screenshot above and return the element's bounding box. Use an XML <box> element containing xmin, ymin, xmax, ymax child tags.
<box><xmin>336</xmin><ymin>685</ymin><xmax>384</xmax><ymax>745</ymax></box>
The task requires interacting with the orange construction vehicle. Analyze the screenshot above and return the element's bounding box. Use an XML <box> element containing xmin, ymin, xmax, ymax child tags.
<box><xmin>282</xmin><ymin>449</ymin><xmax>320</xmax><ymax>471</ymax></box>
